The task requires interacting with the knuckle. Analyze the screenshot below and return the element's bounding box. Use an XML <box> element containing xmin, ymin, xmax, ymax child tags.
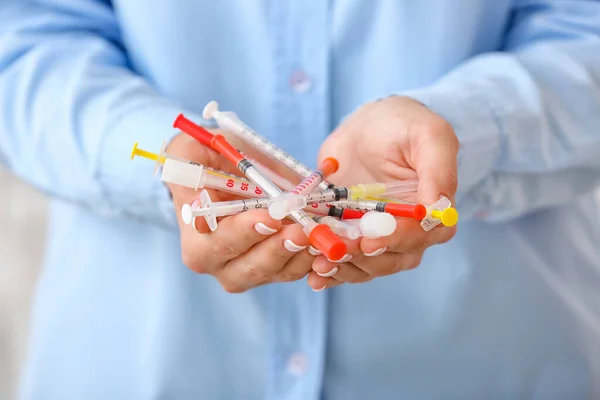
<box><xmin>345</xmin><ymin>273</ymin><xmax>371</xmax><ymax>284</ymax></box>
<box><xmin>394</xmin><ymin>255</ymin><xmax>412</xmax><ymax>273</ymax></box>
<box><xmin>431</xmin><ymin>226</ymin><xmax>457</xmax><ymax>247</ymax></box>
<box><xmin>438</xmin><ymin>226</ymin><xmax>458</xmax><ymax>244</ymax></box>
<box><xmin>214</xmin><ymin>240</ymin><xmax>240</xmax><ymax>259</ymax></box>
<box><xmin>372</xmin><ymin>263</ymin><xmax>396</xmax><ymax>277</ymax></box>
<box><xmin>429</xmin><ymin>117</ymin><xmax>455</xmax><ymax>138</ymax></box>
<box><xmin>220</xmin><ymin>280</ymin><xmax>247</xmax><ymax>294</ymax></box>
<box><xmin>406</xmin><ymin>253</ymin><xmax>424</xmax><ymax>270</ymax></box>
<box><xmin>241</xmin><ymin>262</ymin><xmax>270</xmax><ymax>284</ymax></box>
<box><xmin>445</xmin><ymin>166</ymin><xmax>459</xmax><ymax>192</ymax></box>
<box><xmin>277</xmin><ymin>270</ymin><xmax>307</xmax><ymax>283</ymax></box>
<box><xmin>418</xmin><ymin>236</ymin><xmax>432</xmax><ymax>253</ymax></box>
<box><xmin>181</xmin><ymin>251</ymin><xmax>207</xmax><ymax>274</ymax></box>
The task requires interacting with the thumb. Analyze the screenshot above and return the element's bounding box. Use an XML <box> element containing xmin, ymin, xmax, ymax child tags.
<box><xmin>413</xmin><ymin>124</ymin><xmax>459</xmax><ymax>206</ymax></box>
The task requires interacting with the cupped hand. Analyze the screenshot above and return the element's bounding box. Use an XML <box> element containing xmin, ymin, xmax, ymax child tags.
<box><xmin>306</xmin><ymin>96</ymin><xmax>460</xmax><ymax>290</ymax></box>
<box><xmin>166</xmin><ymin>132</ymin><xmax>316</xmax><ymax>293</ymax></box>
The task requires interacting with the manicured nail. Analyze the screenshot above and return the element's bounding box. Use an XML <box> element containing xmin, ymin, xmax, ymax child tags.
<box><xmin>284</xmin><ymin>239</ymin><xmax>307</xmax><ymax>252</ymax></box>
<box><xmin>328</xmin><ymin>254</ymin><xmax>352</xmax><ymax>263</ymax></box>
<box><xmin>192</xmin><ymin>217</ymin><xmax>201</xmax><ymax>233</ymax></box>
<box><xmin>312</xmin><ymin>285</ymin><xmax>327</xmax><ymax>292</ymax></box>
<box><xmin>364</xmin><ymin>247</ymin><xmax>387</xmax><ymax>257</ymax></box>
<box><xmin>317</xmin><ymin>267</ymin><xmax>338</xmax><ymax>277</ymax></box>
<box><xmin>191</xmin><ymin>198</ymin><xmax>202</xmax><ymax>208</ymax></box>
<box><xmin>308</xmin><ymin>246</ymin><xmax>322</xmax><ymax>256</ymax></box>
<box><xmin>254</xmin><ymin>223</ymin><xmax>277</xmax><ymax>235</ymax></box>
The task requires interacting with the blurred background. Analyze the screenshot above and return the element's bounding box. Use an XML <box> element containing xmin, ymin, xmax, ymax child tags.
<box><xmin>0</xmin><ymin>168</ymin><xmax>47</xmax><ymax>400</ymax></box>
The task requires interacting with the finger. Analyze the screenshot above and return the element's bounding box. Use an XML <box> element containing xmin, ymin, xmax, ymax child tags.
<box><xmin>412</xmin><ymin>119</ymin><xmax>459</xmax><ymax>205</ymax></box>
<box><xmin>192</xmin><ymin>209</ymin><xmax>282</xmax><ymax>267</ymax></box>
<box><xmin>217</xmin><ymin>223</ymin><xmax>309</xmax><ymax>292</ymax></box>
<box><xmin>311</xmin><ymin>256</ymin><xmax>372</xmax><ymax>284</ymax></box>
<box><xmin>306</xmin><ymin>272</ymin><xmax>343</xmax><ymax>292</ymax></box>
<box><xmin>360</xmin><ymin>218</ymin><xmax>456</xmax><ymax>255</ymax></box>
<box><xmin>350</xmin><ymin>251</ymin><xmax>423</xmax><ymax>277</ymax></box>
<box><xmin>274</xmin><ymin>248</ymin><xmax>317</xmax><ymax>283</ymax></box>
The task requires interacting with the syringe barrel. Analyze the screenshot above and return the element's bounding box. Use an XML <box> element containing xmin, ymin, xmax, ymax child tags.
<box><xmin>292</xmin><ymin>172</ymin><xmax>325</xmax><ymax>195</ymax></box>
<box><xmin>208</xmin><ymin>105</ymin><xmax>330</xmax><ymax>189</ymax></box>
<box><xmin>383</xmin><ymin>180</ymin><xmax>419</xmax><ymax>196</ymax></box>
<box><xmin>203</xmin><ymin>173</ymin><xmax>264</xmax><ymax>198</ymax></box>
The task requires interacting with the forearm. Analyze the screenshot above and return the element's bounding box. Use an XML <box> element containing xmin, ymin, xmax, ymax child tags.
<box><xmin>0</xmin><ymin>2</ymin><xmax>205</xmax><ymax>229</ymax></box>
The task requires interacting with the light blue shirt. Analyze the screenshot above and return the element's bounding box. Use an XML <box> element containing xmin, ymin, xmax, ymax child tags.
<box><xmin>1</xmin><ymin>0</ymin><xmax>600</xmax><ymax>398</ymax></box>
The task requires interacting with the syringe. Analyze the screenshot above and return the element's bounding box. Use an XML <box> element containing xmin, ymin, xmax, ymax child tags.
<box><xmin>268</xmin><ymin>158</ymin><xmax>339</xmax><ymax>220</ymax></box>
<box><xmin>268</xmin><ymin>180</ymin><xmax>419</xmax><ymax>220</ymax></box>
<box><xmin>366</xmin><ymin>196</ymin><xmax>459</xmax><ymax>230</ymax></box>
<box><xmin>202</xmin><ymin>101</ymin><xmax>331</xmax><ymax>190</ymax></box>
<box><xmin>312</xmin><ymin>216</ymin><xmax>361</xmax><ymax>240</ymax></box>
<box><xmin>332</xmin><ymin>199</ymin><xmax>427</xmax><ymax>221</ymax></box>
<box><xmin>183</xmin><ymin>190</ymin><xmax>365</xmax><ymax>231</ymax></box>
<box><xmin>131</xmin><ymin>143</ymin><xmax>267</xmax><ymax>198</ymax></box>
<box><xmin>174</xmin><ymin>114</ymin><xmax>348</xmax><ymax>261</ymax></box>
<box><xmin>181</xmin><ymin>190</ymin><xmax>270</xmax><ymax>231</ymax></box>
<box><xmin>421</xmin><ymin>197</ymin><xmax>459</xmax><ymax>231</ymax></box>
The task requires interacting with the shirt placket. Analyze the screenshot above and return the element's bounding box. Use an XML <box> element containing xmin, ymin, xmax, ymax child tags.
<box><xmin>266</xmin><ymin>1</ymin><xmax>331</xmax><ymax>400</ymax></box>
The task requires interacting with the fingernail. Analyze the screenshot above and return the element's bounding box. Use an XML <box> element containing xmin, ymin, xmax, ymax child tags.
<box><xmin>284</xmin><ymin>239</ymin><xmax>307</xmax><ymax>252</ymax></box>
<box><xmin>364</xmin><ymin>247</ymin><xmax>387</xmax><ymax>257</ymax></box>
<box><xmin>317</xmin><ymin>267</ymin><xmax>338</xmax><ymax>277</ymax></box>
<box><xmin>308</xmin><ymin>246</ymin><xmax>322</xmax><ymax>256</ymax></box>
<box><xmin>254</xmin><ymin>223</ymin><xmax>277</xmax><ymax>236</ymax></box>
<box><xmin>312</xmin><ymin>285</ymin><xmax>327</xmax><ymax>292</ymax></box>
<box><xmin>191</xmin><ymin>198</ymin><xmax>202</xmax><ymax>208</ymax></box>
<box><xmin>192</xmin><ymin>217</ymin><xmax>201</xmax><ymax>234</ymax></box>
<box><xmin>328</xmin><ymin>254</ymin><xmax>352</xmax><ymax>263</ymax></box>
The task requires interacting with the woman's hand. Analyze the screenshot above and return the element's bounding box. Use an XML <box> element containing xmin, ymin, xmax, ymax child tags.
<box><xmin>306</xmin><ymin>96</ymin><xmax>459</xmax><ymax>290</ymax></box>
<box><xmin>167</xmin><ymin>132</ymin><xmax>316</xmax><ymax>293</ymax></box>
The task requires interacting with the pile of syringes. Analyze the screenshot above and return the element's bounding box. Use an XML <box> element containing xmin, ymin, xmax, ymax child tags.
<box><xmin>130</xmin><ymin>101</ymin><xmax>459</xmax><ymax>261</ymax></box>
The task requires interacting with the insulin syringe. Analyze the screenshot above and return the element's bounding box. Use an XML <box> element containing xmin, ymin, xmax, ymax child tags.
<box><xmin>364</xmin><ymin>196</ymin><xmax>459</xmax><ymax>230</ymax></box>
<box><xmin>268</xmin><ymin>180</ymin><xmax>420</xmax><ymax>220</ymax></box>
<box><xmin>174</xmin><ymin>114</ymin><xmax>348</xmax><ymax>261</ymax></box>
<box><xmin>130</xmin><ymin>143</ymin><xmax>267</xmax><ymax>198</ymax></box>
<box><xmin>182</xmin><ymin>190</ymin><xmax>363</xmax><ymax>234</ymax></box>
<box><xmin>203</xmin><ymin>101</ymin><xmax>331</xmax><ymax>190</ymax></box>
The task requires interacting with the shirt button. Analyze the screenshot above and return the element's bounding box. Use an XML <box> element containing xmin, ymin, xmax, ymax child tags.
<box><xmin>290</xmin><ymin>70</ymin><xmax>311</xmax><ymax>93</ymax></box>
<box><xmin>287</xmin><ymin>352</ymin><xmax>309</xmax><ymax>376</ymax></box>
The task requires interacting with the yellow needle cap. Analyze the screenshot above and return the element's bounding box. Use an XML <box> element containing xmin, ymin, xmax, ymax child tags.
<box><xmin>430</xmin><ymin>207</ymin><xmax>459</xmax><ymax>227</ymax></box>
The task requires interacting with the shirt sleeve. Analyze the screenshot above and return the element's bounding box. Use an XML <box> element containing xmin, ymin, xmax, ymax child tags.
<box><xmin>0</xmin><ymin>1</ymin><xmax>210</xmax><ymax>230</ymax></box>
<box><xmin>402</xmin><ymin>0</ymin><xmax>600</xmax><ymax>222</ymax></box>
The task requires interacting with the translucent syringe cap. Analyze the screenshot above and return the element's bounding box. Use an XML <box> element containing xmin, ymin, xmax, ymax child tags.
<box><xmin>323</xmin><ymin>217</ymin><xmax>361</xmax><ymax>240</ymax></box>
<box><xmin>421</xmin><ymin>196</ymin><xmax>458</xmax><ymax>231</ymax></box>
<box><xmin>308</xmin><ymin>224</ymin><xmax>347</xmax><ymax>262</ymax></box>
<box><xmin>360</xmin><ymin>211</ymin><xmax>397</xmax><ymax>239</ymax></box>
<box><xmin>268</xmin><ymin>193</ymin><xmax>307</xmax><ymax>220</ymax></box>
